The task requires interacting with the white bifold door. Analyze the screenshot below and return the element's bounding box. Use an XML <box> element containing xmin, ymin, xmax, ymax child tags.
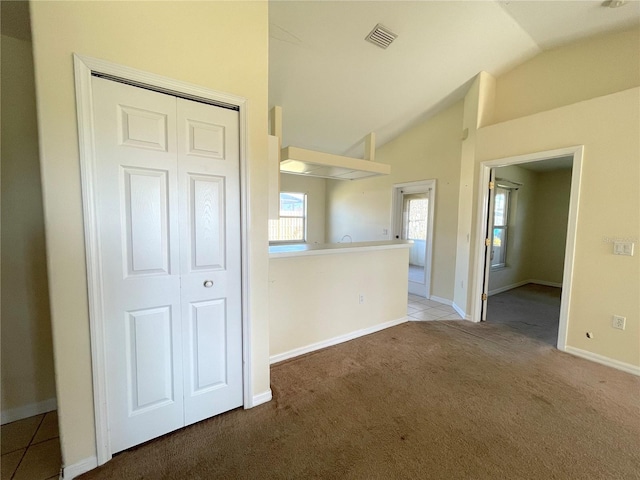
<box><xmin>91</xmin><ymin>76</ymin><xmax>243</xmax><ymax>453</ymax></box>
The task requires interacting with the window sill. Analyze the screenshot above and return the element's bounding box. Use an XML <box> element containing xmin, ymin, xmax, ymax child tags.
<box><xmin>269</xmin><ymin>240</ymin><xmax>307</xmax><ymax>246</ymax></box>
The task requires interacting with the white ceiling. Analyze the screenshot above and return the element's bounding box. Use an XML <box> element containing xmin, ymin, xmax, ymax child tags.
<box><xmin>269</xmin><ymin>1</ymin><xmax>640</xmax><ymax>158</ymax></box>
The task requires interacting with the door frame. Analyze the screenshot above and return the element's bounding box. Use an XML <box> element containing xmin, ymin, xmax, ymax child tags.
<box><xmin>391</xmin><ymin>179</ymin><xmax>436</xmax><ymax>298</ymax></box>
<box><xmin>470</xmin><ymin>146</ymin><xmax>584</xmax><ymax>352</ymax></box>
<box><xmin>73</xmin><ymin>54</ymin><xmax>253</xmax><ymax>465</ymax></box>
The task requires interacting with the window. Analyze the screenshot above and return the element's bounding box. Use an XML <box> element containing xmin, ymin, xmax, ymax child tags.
<box><xmin>269</xmin><ymin>192</ymin><xmax>307</xmax><ymax>243</ymax></box>
<box><xmin>404</xmin><ymin>197</ymin><xmax>428</xmax><ymax>241</ymax></box>
<box><xmin>491</xmin><ymin>187</ymin><xmax>510</xmax><ymax>268</ymax></box>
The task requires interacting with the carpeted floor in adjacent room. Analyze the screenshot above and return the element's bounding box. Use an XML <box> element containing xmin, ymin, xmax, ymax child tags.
<box><xmin>80</xmin><ymin>320</ymin><xmax>640</xmax><ymax>479</ymax></box>
<box><xmin>487</xmin><ymin>283</ymin><xmax>562</xmax><ymax>346</ymax></box>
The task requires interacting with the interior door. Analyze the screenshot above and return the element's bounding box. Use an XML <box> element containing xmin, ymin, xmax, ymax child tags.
<box><xmin>177</xmin><ymin>98</ymin><xmax>243</xmax><ymax>426</ymax></box>
<box><xmin>92</xmin><ymin>76</ymin><xmax>242</xmax><ymax>453</ymax></box>
<box><xmin>395</xmin><ymin>184</ymin><xmax>433</xmax><ymax>298</ymax></box>
<box><xmin>402</xmin><ymin>192</ymin><xmax>429</xmax><ymax>296</ymax></box>
<box><xmin>480</xmin><ymin>169</ymin><xmax>496</xmax><ymax>321</ymax></box>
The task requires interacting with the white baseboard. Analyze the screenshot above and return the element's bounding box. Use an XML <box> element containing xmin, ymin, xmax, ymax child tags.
<box><xmin>452</xmin><ymin>302</ymin><xmax>470</xmax><ymax>321</ymax></box>
<box><xmin>488</xmin><ymin>279</ymin><xmax>563</xmax><ymax>296</ymax></box>
<box><xmin>62</xmin><ymin>455</ymin><xmax>98</xmax><ymax>479</ymax></box>
<box><xmin>488</xmin><ymin>280</ymin><xmax>530</xmax><ymax>296</ymax></box>
<box><xmin>251</xmin><ymin>389</ymin><xmax>272</xmax><ymax>407</ymax></box>
<box><xmin>529</xmin><ymin>279</ymin><xmax>563</xmax><ymax>288</ymax></box>
<box><xmin>564</xmin><ymin>346</ymin><xmax>640</xmax><ymax>376</ymax></box>
<box><xmin>1</xmin><ymin>397</ymin><xmax>57</xmax><ymax>425</ymax></box>
<box><xmin>270</xmin><ymin>317</ymin><xmax>408</xmax><ymax>364</ymax></box>
<box><xmin>429</xmin><ymin>295</ymin><xmax>452</xmax><ymax>306</ymax></box>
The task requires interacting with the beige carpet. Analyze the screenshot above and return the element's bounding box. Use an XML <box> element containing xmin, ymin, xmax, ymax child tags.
<box><xmin>80</xmin><ymin>321</ymin><xmax>640</xmax><ymax>479</ymax></box>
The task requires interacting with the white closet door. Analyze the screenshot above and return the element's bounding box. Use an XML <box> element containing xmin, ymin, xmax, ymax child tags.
<box><xmin>92</xmin><ymin>76</ymin><xmax>243</xmax><ymax>454</ymax></box>
<box><xmin>176</xmin><ymin>98</ymin><xmax>243</xmax><ymax>425</ymax></box>
<box><xmin>92</xmin><ymin>76</ymin><xmax>184</xmax><ymax>453</ymax></box>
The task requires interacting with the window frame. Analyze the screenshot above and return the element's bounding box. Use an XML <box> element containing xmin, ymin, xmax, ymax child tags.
<box><xmin>491</xmin><ymin>186</ymin><xmax>510</xmax><ymax>269</ymax></box>
<box><xmin>268</xmin><ymin>191</ymin><xmax>308</xmax><ymax>244</ymax></box>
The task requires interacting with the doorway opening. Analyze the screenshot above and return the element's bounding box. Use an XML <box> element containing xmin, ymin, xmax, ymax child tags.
<box><xmin>392</xmin><ymin>180</ymin><xmax>436</xmax><ymax>298</ymax></box>
<box><xmin>472</xmin><ymin>147</ymin><xmax>583</xmax><ymax>351</ymax></box>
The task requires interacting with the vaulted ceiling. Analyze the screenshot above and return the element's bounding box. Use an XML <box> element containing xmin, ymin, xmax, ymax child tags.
<box><xmin>269</xmin><ymin>1</ymin><xmax>639</xmax><ymax>157</ymax></box>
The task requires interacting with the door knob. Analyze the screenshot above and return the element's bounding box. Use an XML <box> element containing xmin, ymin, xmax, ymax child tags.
<box><xmin>203</xmin><ymin>280</ymin><xmax>213</xmax><ymax>288</ymax></box>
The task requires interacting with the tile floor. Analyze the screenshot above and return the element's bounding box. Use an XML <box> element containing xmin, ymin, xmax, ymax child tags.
<box><xmin>1</xmin><ymin>411</ymin><xmax>61</xmax><ymax>480</ymax></box>
<box><xmin>407</xmin><ymin>294</ymin><xmax>463</xmax><ymax>321</ymax></box>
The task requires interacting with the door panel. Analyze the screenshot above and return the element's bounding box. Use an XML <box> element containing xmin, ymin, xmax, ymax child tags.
<box><xmin>177</xmin><ymin>98</ymin><xmax>243</xmax><ymax>426</ymax></box>
<box><xmin>122</xmin><ymin>167</ymin><xmax>170</xmax><ymax>275</ymax></box>
<box><xmin>92</xmin><ymin>76</ymin><xmax>184</xmax><ymax>453</ymax></box>
<box><xmin>126</xmin><ymin>306</ymin><xmax>175</xmax><ymax>412</ymax></box>
<box><xmin>190</xmin><ymin>299</ymin><xmax>228</xmax><ymax>393</ymax></box>
<box><xmin>188</xmin><ymin>174</ymin><xmax>226</xmax><ymax>271</ymax></box>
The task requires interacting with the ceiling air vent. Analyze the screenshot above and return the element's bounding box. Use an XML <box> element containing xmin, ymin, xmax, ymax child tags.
<box><xmin>365</xmin><ymin>24</ymin><xmax>397</xmax><ymax>49</ymax></box>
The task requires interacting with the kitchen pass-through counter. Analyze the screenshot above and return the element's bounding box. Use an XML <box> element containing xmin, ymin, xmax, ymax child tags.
<box><xmin>268</xmin><ymin>240</ymin><xmax>412</xmax><ymax>363</ymax></box>
<box><xmin>269</xmin><ymin>240</ymin><xmax>412</xmax><ymax>257</ymax></box>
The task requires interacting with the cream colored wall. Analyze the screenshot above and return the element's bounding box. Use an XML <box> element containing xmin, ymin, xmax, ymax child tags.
<box><xmin>326</xmin><ymin>101</ymin><xmax>463</xmax><ymax>301</ymax></box>
<box><xmin>269</xmin><ymin>248</ymin><xmax>409</xmax><ymax>358</ymax></box>
<box><xmin>488</xmin><ymin>165</ymin><xmax>538</xmax><ymax>292</ymax></box>
<box><xmin>530</xmin><ymin>169</ymin><xmax>572</xmax><ymax>284</ymax></box>
<box><xmin>453</xmin><ymin>72</ymin><xmax>495</xmax><ymax>315</ymax></box>
<box><xmin>279</xmin><ymin>173</ymin><xmax>326</xmax><ymax>244</ymax></box>
<box><xmin>1</xmin><ymin>34</ymin><xmax>56</xmax><ymax>416</ymax></box>
<box><xmin>474</xmin><ymin>87</ymin><xmax>640</xmax><ymax>367</ymax></box>
<box><xmin>493</xmin><ymin>27</ymin><xmax>640</xmax><ymax>124</ymax></box>
<box><xmin>29</xmin><ymin>0</ymin><xmax>269</xmax><ymax>468</ymax></box>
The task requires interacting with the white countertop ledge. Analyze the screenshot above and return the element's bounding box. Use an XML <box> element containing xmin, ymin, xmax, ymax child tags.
<box><xmin>269</xmin><ymin>240</ymin><xmax>412</xmax><ymax>258</ymax></box>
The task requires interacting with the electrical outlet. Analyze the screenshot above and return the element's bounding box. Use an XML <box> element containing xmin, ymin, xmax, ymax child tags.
<box><xmin>359</xmin><ymin>294</ymin><xmax>365</xmax><ymax>304</ymax></box>
<box><xmin>612</xmin><ymin>315</ymin><xmax>626</xmax><ymax>330</ymax></box>
<box><xmin>613</xmin><ymin>242</ymin><xmax>634</xmax><ymax>256</ymax></box>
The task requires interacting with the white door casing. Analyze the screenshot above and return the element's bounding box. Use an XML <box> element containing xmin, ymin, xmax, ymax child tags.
<box><xmin>470</xmin><ymin>146</ymin><xmax>584</xmax><ymax>353</ymax></box>
<box><xmin>86</xmin><ymin>72</ymin><xmax>244</xmax><ymax>457</ymax></box>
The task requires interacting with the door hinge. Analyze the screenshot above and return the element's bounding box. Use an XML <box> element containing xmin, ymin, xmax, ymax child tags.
<box><xmin>482</xmin><ymin>293</ymin><xmax>488</xmax><ymax>301</ymax></box>
<box><xmin>485</xmin><ymin>238</ymin><xmax>491</xmax><ymax>247</ymax></box>
<box><xmin>489</xmin><ymin>181</ymin><xmax>494</xmax><ymax>190</ymax></box>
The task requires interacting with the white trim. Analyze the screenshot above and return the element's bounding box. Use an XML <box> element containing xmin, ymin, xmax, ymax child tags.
<box><xmin>488</xmin><ymin>280</ymin><xmax>530</xmax><ymax>296</ymax></box>
<box><xmin>470</xmin><ymin>146</ymin><xmax>584</xmax><ymax>356</ymax></box>
<box><xmin>1</xmin><ymin>398</ymin><xmax>57</xmax><ymax>425</ymax></box>
<box><xmin>529</xmin><ymin>279</ymin><xmax>563</xmax><ymax>288</ymax></box>
<box><xmin>270</xmin><ymin>317</ymin><xmax>408</xmax><ymax>364</ymax></box>
<box><xmin>426</xmin><ymin>296</ymin><xmax>470</xmax><ymax>321</ymax></box>
<box><xmin>62</xmin><ymin>456</ymin><xmax>98</xmax><ymax>479</ymax></box>
<box><xmin>564</xmin><ymin>346</ymin><xmax>640</xmax><ymax>376</ymax></box>
<box><xmin>452</xmin><ymin>302</ymin><xmax>470</xmax><ymax>320</ymax></box>
<box><xmin>488</xmin><ymin>279</ymin><xmax>563</xmax><ymax>296</ymax></box>
<box><xmin>391</xmin><ymin>179</ymin><xmax>436</xmax><ymax>298</ymax></box>
<box><xmin>251</xmin><ymin>390</ymin><xmax>273</xmax><ymax>407</ymax></box>
<box><xmin>73</xmin><ymin>54</ymin><xmax>253</xmax><ymax>464</ymax></box>
<box><xmin>429</xmin><ymin>295</ymin><xmax>452</xmax><ymax>306</ymax></box>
